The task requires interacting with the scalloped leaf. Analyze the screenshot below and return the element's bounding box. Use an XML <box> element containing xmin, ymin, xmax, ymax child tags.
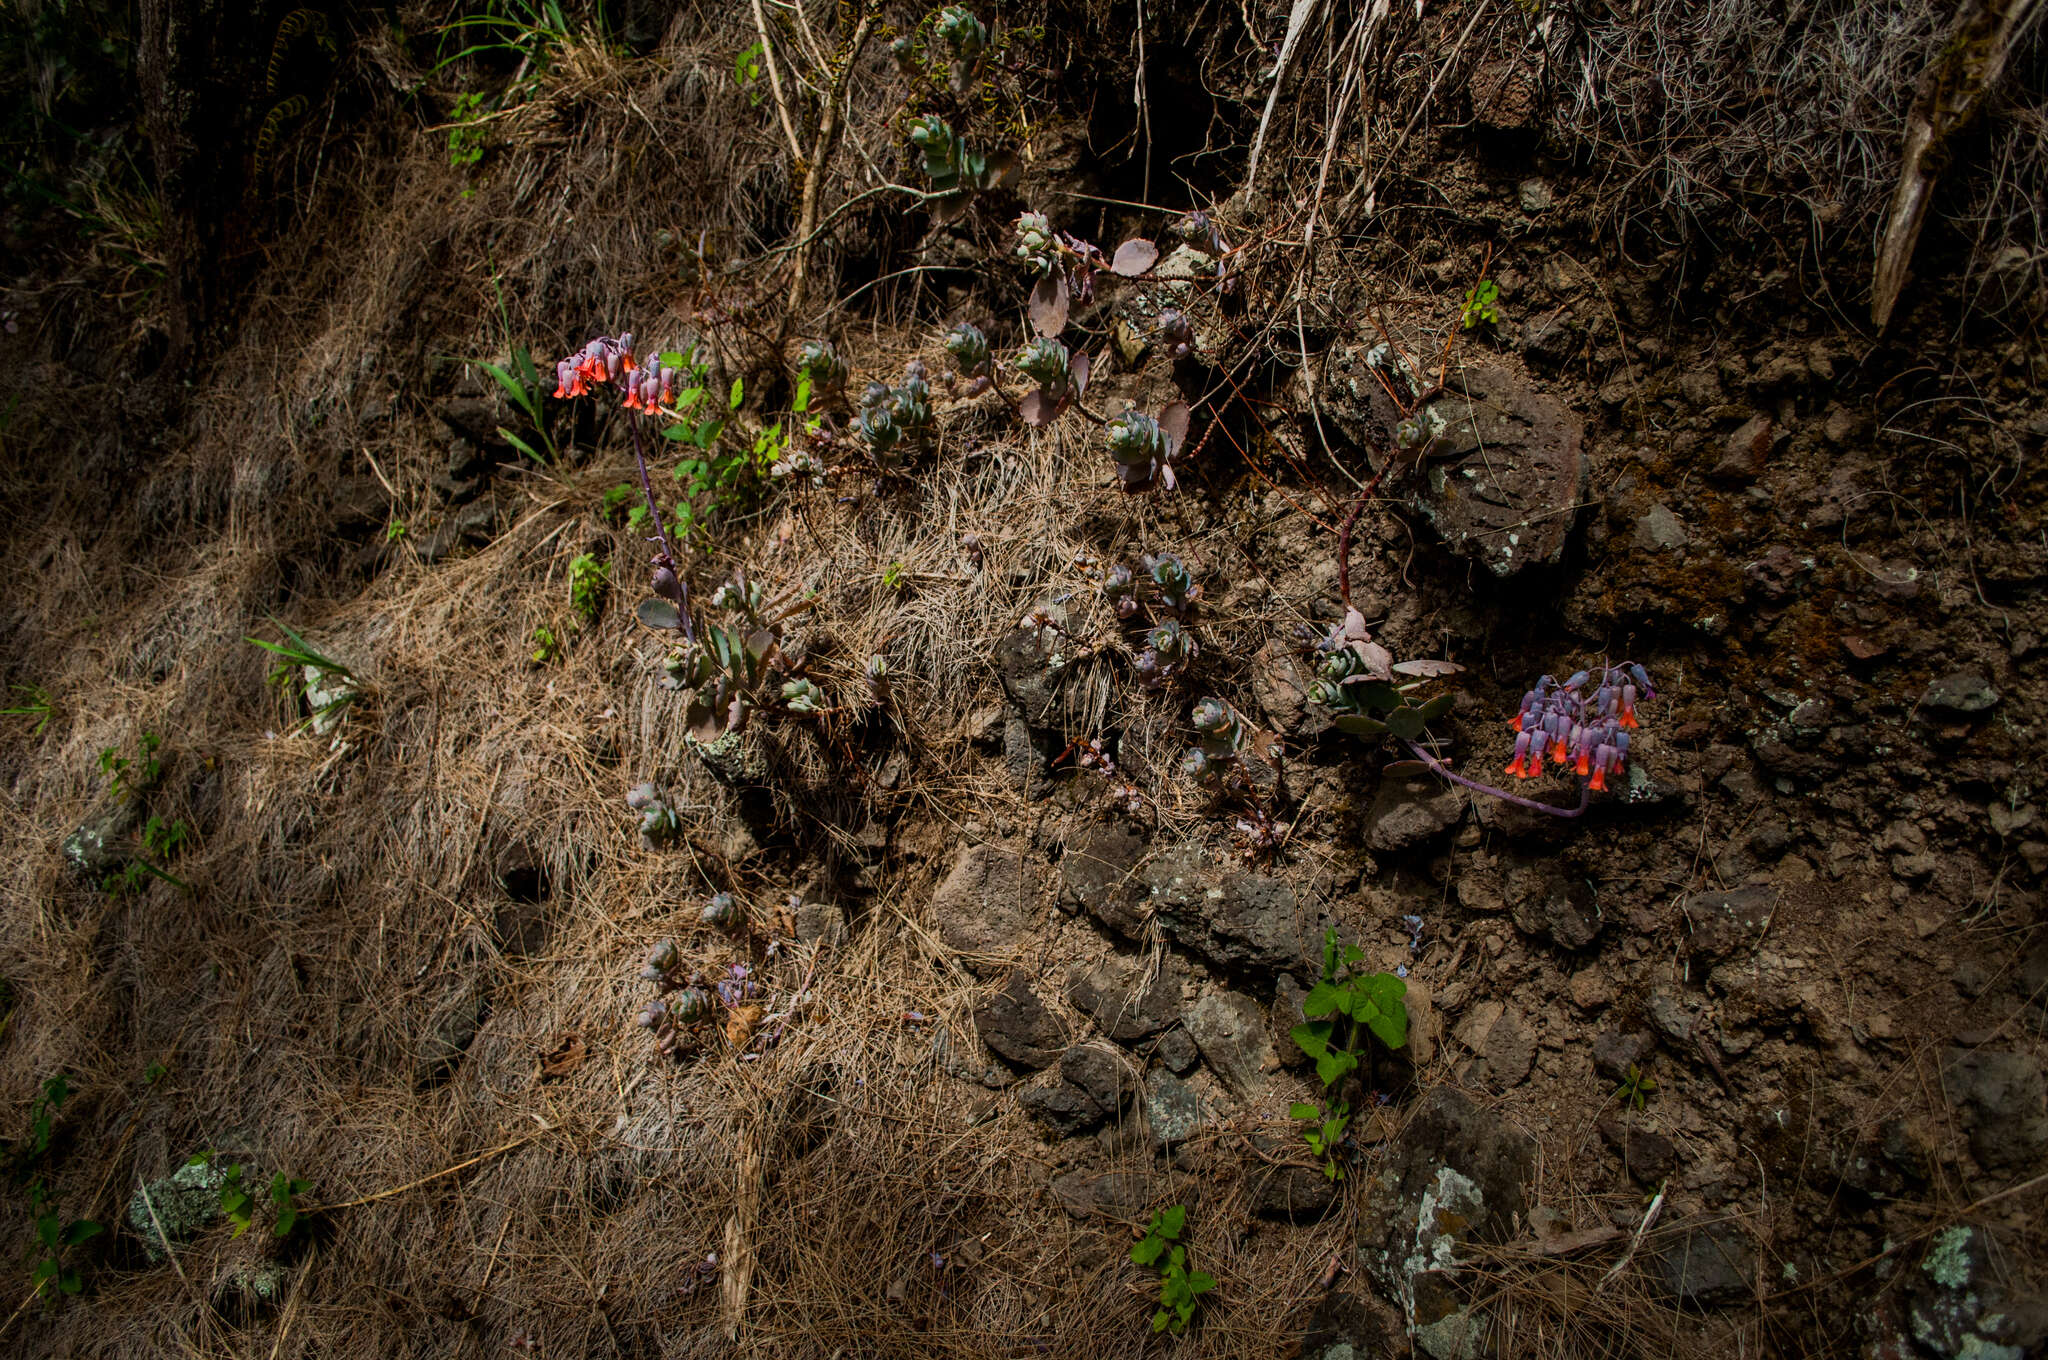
<box><xmin>1160</xmin><ymin>400</ymin><xmax>1190</xmax><ymax>449</ymax></box>
<box><xmin>1070</xmin><ymin>350</ymin><xmax>1091</xmax><ymax>399</ymax></box>
<box><xmin>1111</xmin><ymin>238</ymin><xmax>1159</xmax><ymax>277</ymax></box>
<box><xmin>1393</xmin><ymin>659</ymin><xmax>1464</xmax><ymax>678</ymax></box>
<box><xmin>1019</xmin><ymin>389</ymin><xmax>1055</xmax><ymax>426</ymax></box>
<box><xmin>636</xmin><ymin>598</ymin><xmax>682</xmax><ymax>631</ymax></box>
<box><xmin>1332</xmin><ymin>713</ymin><xmax>1388</xmax><ymax>738</ymax></box>
<box><xmin>1385</xmin><ymin>706</ymin><xmax>1426</xmax><ymax>741</ymax></box>
<box><xmin>1382</xmin><ymin>759</ymin><xmax>1432</xmax><ymax>778</ymax></box>
<box><xmin>1417</xmin><ymin>692</ymin><xmax>1457</xmax><ymax>722</ymax></box>
<box><xmin>1028</xmin><ymin>273</ymin><xmax>1069</xmax><ymax>338</ymax></box>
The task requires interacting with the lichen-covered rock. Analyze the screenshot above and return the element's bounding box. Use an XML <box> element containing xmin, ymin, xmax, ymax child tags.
<box><xmin>1358</xmin><ymin>1088</ymin><xmax>1535</xmax><ymax>1347</ymax></box>
<box><xmin>1904</xmin><ymin>1225</ymin><xmax>2044</xmax><ymax>1359</ymax></box>
<box><xmin>1148</xmin><ymin>858</ymin><xmax>1313</xmax><ymax>973</ymax></box>
<box><xmin>1142</xmin><ymin>1069</ymin><xmax>1204</xmax><ymax>1148</ymax></box>
<box><xmin>128</xmin><ymin>1158</ymin><xmax>232</xmax><ymax>1261</ymax></box>
<box><xmin>63</xmin><ymin>800</ymin><xmax>141</xmax><ymax>879</ymax></box>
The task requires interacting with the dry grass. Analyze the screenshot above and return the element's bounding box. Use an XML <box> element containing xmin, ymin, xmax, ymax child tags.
<box><xmin>1</xmin><ymin>4</ymin><xmax>2041</xmax><ymax>1358</ymax></box>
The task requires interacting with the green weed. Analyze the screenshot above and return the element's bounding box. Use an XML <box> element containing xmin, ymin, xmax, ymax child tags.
<box><xmin>569</xmin><ymin>553</ymin><xmax>607</xmax><ymax>623</ymax></box>
<box><xmin>1129</xmin><ymin>1205</ymin><xmax>1215</xmax><ymax>1335</ymax></box>
<box><xmin>2</xmin><ymin>683</ymin><xmax>54</xmax><ymax>737</ymax></box>
<box><xmin>1288</xmin><ymin>929</ymin><xmax>1408</xmax><ymax>1180</ymax></box>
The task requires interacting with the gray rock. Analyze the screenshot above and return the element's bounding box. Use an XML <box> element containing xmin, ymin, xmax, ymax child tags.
<box><xmin>1066</xmin><ymin>957</ymin><xmax>1180</xmax><ymax>1041</ymax></box>
<box><xmin>1478</xmin><ymin>1010</ymin><xmax>1535</xmax><ymax>1088</ymax></box>
<box><xmin>1253</xmin><ymin>641</ymin><xmax>1332</xmax><ymax>738</ymax></box>
<box><xmin>1507</xmin><ymin>866</ymin><xmax>1601</xmax><ymax>950</ymax></box>
<box><xmin>1049</xmin><ymin>1169</ymin><xmax>1158</xmax><ymax>1219</ymax></box>
<box><xmin>1155</xmin><ymin>1027</ymin><xmax>1200</xmax><ymax>1075</ymax></box>
<box><xmin>1598</xmin><ymin>1119</ymin><xmax>1679</xmax><ymax>1186</ymax></box>
<box><xmin>1516</xmin><ymin>178</ymin><xmax>1553</xmax><ymax>212</ymax></box>
<box><xmin>975</xmin><ymin>970</ymin><xmax>1065</xmax><ymax>1069</ymax></box>
<box><xmin>1364</xmin><ymin>781</ymin><xmax>1465</xmax><ymax>854</ymax></box>
<box><xmin>1142</xmin><ymin>1069</ymin><xmax>1205</xmax><ymax>1148</ymax></box>
<box><xmin>1060</xmin><ymin>1043</ymin><xmax>1134</xmax><ymax>1114</ymax></box>
<box><xmin>1520</xmin><ymin>313</ymin><xmax>1579</xmax><ymax>369</ymax></box>
<box><xmin>1297</xmin><ymin>1293</ymin><xmax>1396</xmax><ymax>1360</ymax></box>
<box><xmin>1680</xmin><ymin>886</ymin><xmax>1774</xmax><ymax>961</ymax></box>
<box><xmin>1251</xmin><ymin>1160</ymin><xmax>1339</xmax><ymax>1221</ymax></box>
<box><xmin>1633</xmin><ymin>505</ymin><xmax>1689</xmax><ymax>552</ymax></box>
<box><xmin>1059</xmin><ymin>822</ymin><xmax>1149</xmax><ymax>937</ymax></box>
<box><xmin>128</xmin><ymin>1158</ymin><xmax>232</xmax><ymax>1261</ymax></box>
<box><xmin>1922</xmin><ymin>670</ymin><xmax>2000</xmax><ymax>716</ymax></box>
<box><xmin>1184</xmin><ymin>991</ymin><xmax>1276</xmax><ymax>1100</ymax></box>
<box><xmin>994</xmin><ymin>625</ymin><xmax>1065</xmax><ymax>722</ymax></box>
<box><xmin>794</xmin><ymin>899</ymin><xmax>848</xmax><ymax>946</ymax></box>
<box><xmin>1653</xmin><ymin>1219</ymin><xmax>1755</xmax><ymax>1308</ymax></box>
<box><xmin>1271</xmin><ymin>974</ymin><xmax>1312</xmax><ymax>1070</ymax></box>
<box><xmin>1358</xmin><ymin>1088</ymin><xmax>1536</xmax><ymax>1337</ymax></box>
<box><xmin>1645</xmin><ymin>987</ymin><xmax>1698</xmax><ymax>1045</ymax></box>
<box><xmin>1155</xmin><ymin>870</ymin><xmax>1313</xmax><ymax>973</ymax></box>
<box><xmin>1940</xmin><ymin>1048</ymin><xmax>2048</xmax><ymax>1171</ymax></box>
<box><xmin>1017</xmin><ymin>1079</ymin><xmax>1104</xmax><ymax>1137</ymax></box>
<box><xmin>1591</xmin><ymin>1030</ymin><xmax>1655</xmax><ymax>1082</ymax></box>
<box><xmin>930</xmin><ymin>843</ymin><xmax>1040</xmax><ymax>973</ymax></box>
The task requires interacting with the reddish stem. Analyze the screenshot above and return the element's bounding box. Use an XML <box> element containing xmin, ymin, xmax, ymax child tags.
<box><xmin>1402</xmin><ymin>739</ymin><xmax>1590</xmax><ymax>819</ymax></box>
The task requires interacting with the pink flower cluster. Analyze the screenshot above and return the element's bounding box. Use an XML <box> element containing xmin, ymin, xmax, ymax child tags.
<box><xmin>552</xmin><ymin>332</ymin><xmax>683</xmax><ymax>413</ymax></box>
<box><xmin>1505</xmin><ymin>664</ymin><xmax>1652</xmax><ymax>791</ymax></box>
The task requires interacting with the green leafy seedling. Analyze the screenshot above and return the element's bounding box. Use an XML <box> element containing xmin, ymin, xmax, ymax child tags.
<box><xmin>1461</xmin><ymin>278</ymin><xmax>1499</xmax><ymax>329</ymax></box>
<box><xmin>569</xmin><ymin>553</ymin><xmax>608</xmax><ymax>624</ymax></box>
<box><xmin>530</xmin><ymin>624</ymin><xmax>560</xmax><ymax>664</ymax></box>
<box><xmin>1130</xmin><ymin>1205</ymin><xmax>1214</xmax><ymax>1334</ymax></box>
<box><xmin>270</xmin><ymin>1173</ymin><xmax>312</xmax><ymax>1238</ymax></box>
<box><xmin>1616</xmin><ymin>1063</ymin><xmax>1658</xmax><ymax>1111</ymax></box>
<box><xmin>217</xmin><ymin>1162</ymin><xmax>253</xmax><ymax>1238</ymax></box>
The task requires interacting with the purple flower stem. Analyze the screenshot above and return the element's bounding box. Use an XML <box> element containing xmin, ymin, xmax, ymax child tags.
<box><xmin>1402</xmin><ymin>739</ymin><xmax>1590</xmax><ymax>819</ymax></box>
<box><xmin>626</xmin><ymin>413</ymin><xmax>694</xmax><ymax>643</ymax></box>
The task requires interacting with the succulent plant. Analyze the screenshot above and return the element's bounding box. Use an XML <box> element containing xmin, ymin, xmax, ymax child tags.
<box><xmin>700</xmin><ymin>893</ymin><xmax>739</xmax><ymax>930</ymax></box>
<box><xmin>1156</xmin><ymin>309</ymin><xmax>1194</xmax><ymax>359</ymax></box>
<box><xmin>935</xmin><ymin>6</ymin><xmax>987</xmax><ymax>60</ymax></box>
<box><xmin>865</xmin><ymin>655</ymin><xmax>892</xmax><ymax>707</ymax></box>
<box><xmin>639</xmin><ymin>936</ymin><xmax>682</xmax><ymax>983</ymax></box>
<box><xmin>1310</xmin><ymin>609</ymin><xmax>1462</xmax><ymax>742</ymax></box>
<box><xmin>1013</xmin><ymin>212</ymin><xmax>1057</xmax><ymax>275</ymax></box>
<box><xmin>627</xmin><ymin>783</ymin><xmax>682</xmax><ymax>848</ymax></box>
<box><xmin>1182</xmin><ymin>696</ymin><xmax>1253</xmax><ymax>786</ymax></box>
<box><xmin>796</xmin><ymin>340</ymin><xmax>849</xmax><ymax>396</ymax></box>
<box><xmin>934</xmin><ymin>6</ymin><xmax>988</xmax><ymax>89</ymax></box>
<box><xmin>857</xmin><ymin>361</ymin><xmax>934</xmax><ymax>468</ymax></box>
<box><xmin>1106</xmin><ymin>403</ymin><xmax>1190</xmax><ymax>492</ymax></box>
<box><xmin>1102</xmin><ymin>564</ymin><xmax>1138</xmax><ymax>619</ymax></box>
<box><xmin>1145</xmin><ymin>553</ymin><xmax>1197</xmax><ymax>618</ymax></box>
<box><xmin>1135</xmin><ymin>619</ymin><xmax>1197</xmax><ymax>689</ymax></box>
<box><xmin>780</xmin><ymin>678</ymin><xmax>825</xmax><ymax>713</ymax></box>
<box><xmin>944</xmin><ymin>322</ymin><xmax>991</xmax><ymax>378</ymax></box>
<box><xmin>1505</xmin><ymin>665</ymin><xmax>1655</xmax><ymax>791</ymax></box>
<box><xmin>1015</xmin><ymin>338</ymin><xmax>1090</xmax><ymax>426</ymax></box>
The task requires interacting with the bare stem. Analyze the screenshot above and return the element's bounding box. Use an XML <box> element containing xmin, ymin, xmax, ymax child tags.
<box><xmin>628</xmin><ymin>415</ymin><xmax>694</xmax><ymax>643</ymax></box>
<box><xmin>1402</xmin><ymin>739</ymin><xmax>1590</xmax><ymax>819</ymax></box>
